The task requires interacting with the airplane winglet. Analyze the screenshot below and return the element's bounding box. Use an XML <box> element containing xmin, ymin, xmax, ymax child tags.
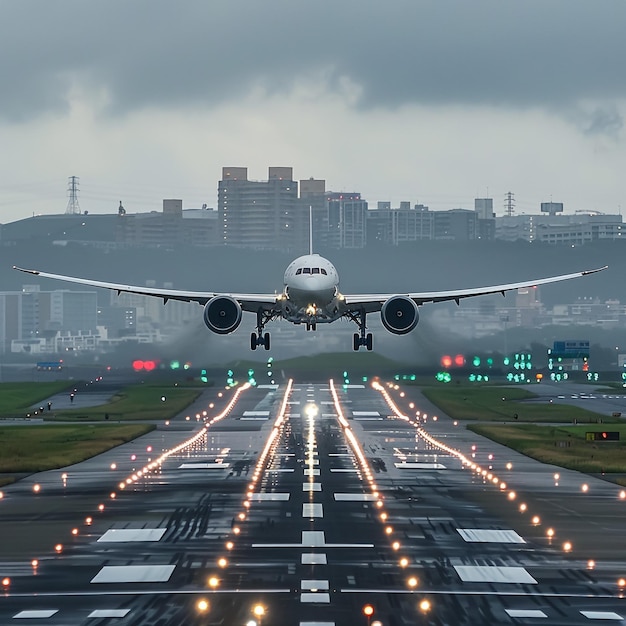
<box><xmin>13</xmin><ymin>266</ymin><xmax>40</xmax><ymax>276</ymax></box>
<box><xmin>582</xmin><ymin>265</ymin><xmax>608</xmax><ymax>276</ymax></box>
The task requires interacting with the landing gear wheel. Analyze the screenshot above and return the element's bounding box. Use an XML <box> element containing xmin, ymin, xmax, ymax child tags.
<box><xmin>250</xmin><ymin>332</ymin><xmax>258</xmax><ymax>351</ymax></box>
<box><xmin>366</xmin><ymin>333</ymin><xmax>373</xmax><ymax>351</ymax></box>
<box><xmin>353</xmin><ymin>333</ymin><xmax>360</xmax><ymax>352</ymax></box>
<box><xmin>263</xmin><ymin>332</ymin><xmax>271</xmax><ymax>351</ymax></box>
<box><xmin>312</xmin><ymin>323</ymin><xmax>317</xmax><ymax>331</ymax></box>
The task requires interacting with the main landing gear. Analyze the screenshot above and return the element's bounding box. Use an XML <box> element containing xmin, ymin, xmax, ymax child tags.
<box><xmin>250</xmin><ymin>331</ymin><xmax>270</xmax><ymax>351</ymax></box>
<box><xmin>251</xmin><ymin>309</ymin><xmax>271</xmax><ymax>351</ymax></box>
<box><xmin>350</xmin><ymin>310</ymin><xmax>373</xmax><ymax>351</ymax></box>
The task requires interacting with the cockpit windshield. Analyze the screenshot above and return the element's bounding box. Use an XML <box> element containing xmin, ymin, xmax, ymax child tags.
<box><xmin>295</xmin><ymin>268</ymin><xmax>328</xmax><ymax>276</ymax></box>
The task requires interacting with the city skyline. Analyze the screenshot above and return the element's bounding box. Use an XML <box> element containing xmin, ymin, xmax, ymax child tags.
<box><xmin>1</xmin><ymin>2</ymin><xmax>625</xmax><ymax>222</ymax></box>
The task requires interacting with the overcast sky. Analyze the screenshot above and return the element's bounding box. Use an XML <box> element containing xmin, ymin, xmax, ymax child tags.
<box><xmin>1</xmin><ymin>0</ymin><xmax>625</xmax><ymax>221</ymax></box>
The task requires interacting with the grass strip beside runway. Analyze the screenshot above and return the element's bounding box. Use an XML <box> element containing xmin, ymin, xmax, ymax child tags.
<box><xmin>49</xmin><ymin>384</ymin><xmax>201</xmax><ymax>421</ymax></box>
<box><xmin>423</xmin><ymin>386</ymin><xmax>611</xmax><ymax>423</ymax></box>
<box><xmin>0</xmin><ymin>382</ymin><xmax>72</xmax><ymax>415</ymax></box>
<box><xmin>468</xmin><ymin>422</ymin><xmax>626</xmax><ymax>474</ymax></box>
<box><xmin>0</xmin><ymin>423</ymin><xmax>154</xmax><ymax>473</ymax></box>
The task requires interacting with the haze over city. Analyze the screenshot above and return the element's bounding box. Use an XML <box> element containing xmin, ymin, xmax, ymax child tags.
<box><xmin>1</xmin><ymin>1</ymin><xmax>626</xmax><ymax>221</ymax></box>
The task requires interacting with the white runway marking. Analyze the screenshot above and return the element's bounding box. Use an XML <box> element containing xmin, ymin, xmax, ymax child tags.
<box><xmin>505</xmin><ymin>609</ymin><xmax>547</xmax><ymax>618</ymax></box>
<box><xmin>243</xmin><ymin>410</ymin><xmax>270</xmax><ymax>416</ymax></box>
<box><xmin>304</xmin><ymin>469</ymin><xmax>320</xmax><ymax>476</ymax></box>
<box><xmin>457</xmin><ymin>529</ymin><xmax>526</xmax><ymax>544</ymax></box>
<box><xmin>301</xmin><ymin>579</ymin><xmax>329</xmax><ymax>590</ymax></box>
<box><xmin>267</xmin><ymin>468</ymin><xmax>294</xmax><ymax>473</ymax></box>
<box><xmin>302</xmin><ymin>531</ymin><xmax>325</xmax><ymax>547</ymax></box>
<box><xmin>330</xmin><ymin>469</ymin><xmax>358</xmax><ymax>473</ymax></box>
<box><xmin>303</xmin><ymin>503</ymin><xmax>323</xmax><ymax>518</ymax></box>
<box><xmin>454</xmin><ymin>565</ymin><xmax>537</xmax><ymax>584</ymax></box>
<box><xmin>334</xmin><ymin>493</ymin><xmax>377</xmax><ymax>501</ymax></box>
<box><xmin>322</xmin><ymin>413</ymin><xmax>337</xmax><ymax>417</ymax></box>
<box><xmin>303</xmin><ymin>483</ymin><xmax>322</xmax><ymax>491</ymax></box>
<box><xmin>301</xmin><ymin>593</ymin><xmax>330</xmax><ymax>603</ymax></box>
<box><xmin>352</xmin><ymin>411</ymin><xmax>380</xmax><ymax>416</ymax></box>
<box><xmin>249</xmin><ymin>493</ymin><xmax>290</xmax><ymax>501</ymax></box>
<box><xmin>257</xmin><ymin>384</ymin><xmax>279</xmax><ymax>389</ymax></box>
<box><xmin>300</xmin><ymin>622</ymin><xmax>335</xmax><ymax>626</ymax></box>
<box><xmin>91</xmin><ymin>565</ymin><xmax>176</xmax><ymax>584</ymax></box>
<box><xmin>98</xmin><ymin>528</ymin><xmax>166</xmax><ymax>543</ymax></box>
<box><xmin>88</xmin><ymin>609</ymin><xmax>132</xmax><ymax>618</ymax></box>
<box><xmin>13</xmin><ymin>610</ymin><xmax>58</xmax><ymax>619</ymax></box>
<box><xmin>301</xmin><ymin>553</ymin><xmax>327</xmax><ymax>564</ymax></box>
<box><xmin>344</xmin><ymin>385</ymin><xmax>365</xmax><ymax>388</ymax></box>
<box><xmin>178</xmin><ymin>463</ymin><xmax>230</xmax><ymax>469</ymax></box>
<box><xmin>395</xmin><ymin>462</ymin><xmax>446</xmax><ymax>469</ymax></box>
<box><xmin>580</xmin><ymin>611</ymin><xmax>624</xmax><ymax>620</ymax></box>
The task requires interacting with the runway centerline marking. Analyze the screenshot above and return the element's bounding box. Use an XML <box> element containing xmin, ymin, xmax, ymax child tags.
<box><xmin>302</xmin><ymin>553</ymin><xmax>327</xmax><ymax>564</ymax></box>
<box><xmin>303</xmin><ymin>483</ymin><xmax>322</xmax><ymax>491</ymax></box>
<box><xmin>303</xmin><ymin>503</ymin><xmax>323</xmax><ymax>518</ymax></box>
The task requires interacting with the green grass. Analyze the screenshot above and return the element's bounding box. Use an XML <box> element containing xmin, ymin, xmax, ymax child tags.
<box><xmin>50</xmin><ymin>384</ymin><xmax>202</xmax><ymax>421</ymax></box>
<box><xmin>468</xmin><ymin>423</ymin><xmax>626</xmax><ymax>473</ymax></box>
<box><xmin>0</xmin><ymin>424</ymin><xmax>154</xmax><ymax>473</ymax></box>
<box><xmin>422</xmin><ymin>385</ymin><xmax>614</xmax><ymax>423</ymax></box>
<box><xmin>0</xmin><ymin>382</ymin><xmax>72</xmax><ymax>415</ymax></box>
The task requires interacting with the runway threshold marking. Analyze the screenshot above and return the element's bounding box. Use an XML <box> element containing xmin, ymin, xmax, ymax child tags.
<box><xmin>13</xmin><ymin>610</ymin><xmax>58</xmax><ymax>619</ymax></box>
<box><xmin>504</xmin><ymin>609</ymin><xmax>548</xmax><ymax>618</ymax></box>
<box><xmin>97</xmin><ymin>529</ymin><xmax>166</xmax><ymax>543</ymax></box>
<box><xmin>456</xmin><ymin>529</ymin><xmax>526</xmax><ymax>544</ymax></box>
<box><xmin>580</xmin><ymin>611</ymin><xmax>624</xmax><ymax>620</ymax></box>
<box><xmin>454</xmin><ymin>565</ymin><xmax>537</xmax><ymax>584</ymax></box>
<box><xmin>91</xmin><ymin>565</ymin><xmax>176</xmax><ymax>584</ymax></box>
<box><xmin>88</xmin><ymin>609</ymin><xmax>132</xmax><ymax>618</ymax></box>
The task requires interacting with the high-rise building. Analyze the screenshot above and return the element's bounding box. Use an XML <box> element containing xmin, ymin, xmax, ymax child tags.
<box><xmin>326</xmin><ymin>193</ymin><xmax>366</xmax><ymax>248</ymax></box>
<box><xmin>218</xmin><ymin>167</ymin><xmax>302</xmax><ymax>251</ymax></box>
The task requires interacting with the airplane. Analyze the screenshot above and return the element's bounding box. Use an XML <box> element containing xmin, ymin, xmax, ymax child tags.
<box><xmin>13</xmin><ymin>252</ymin><xmax>607</xmax><ymax>351</ymax></box>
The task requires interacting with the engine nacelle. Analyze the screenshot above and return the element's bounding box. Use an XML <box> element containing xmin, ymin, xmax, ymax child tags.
<box><xmin>380</xmin><ymin>296</ymin><xmax>419</xmax><ymax>334</ymax></box>
<box><xmin>203</xmin><ymin>296</ymin><xmax>242</xmax><ymax>335</ymax></box>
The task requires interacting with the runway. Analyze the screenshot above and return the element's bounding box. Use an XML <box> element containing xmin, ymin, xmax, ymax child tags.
<box><xmin>1</xmin><ymin>380</ymin><xmax>626</xmax><ymax>624</ymax></box>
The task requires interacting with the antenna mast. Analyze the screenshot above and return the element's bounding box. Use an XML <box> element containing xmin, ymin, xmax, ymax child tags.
<box><xmin>504</xmin><ymin>191</ymin><xmax>515</xmax><ymax>217</ymax></box>
<box><xmin>65</xmin><ymin>176</ymin><xmax>81</xmax><ymax>215</ymax></box>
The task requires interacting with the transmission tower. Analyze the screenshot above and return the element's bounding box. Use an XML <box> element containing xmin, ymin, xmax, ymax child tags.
<box><xmin>65</xmin><ymin>176</ymin><xmax>81</xmax><ymax>215</ymax></box>
<box><xmin>504</xmin><ymin>191</ymin><xmax>515</xmax><ymax>217</ymax></box>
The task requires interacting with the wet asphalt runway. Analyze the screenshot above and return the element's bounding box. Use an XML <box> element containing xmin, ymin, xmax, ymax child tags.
<box><xmin>1</xmin><ymin>381</ymin><xmax>626</xmax><ymax>624</ymax></box>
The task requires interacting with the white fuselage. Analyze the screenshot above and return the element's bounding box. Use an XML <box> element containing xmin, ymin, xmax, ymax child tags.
<box><xmin>282</xmin><ymin>254</ymin><xmax>343</xmax><ymax>323</ymax></box>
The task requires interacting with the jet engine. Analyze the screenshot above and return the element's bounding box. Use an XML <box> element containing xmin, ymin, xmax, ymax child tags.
<box><xmin>203</xmin><ymin>296</ymin><xmax>243</xmax><ymax>334</ymax></box>
<box><xmin>380</xmin><ymin>296</ymin><xmax>419</xmax><ymax>334</ymax></box>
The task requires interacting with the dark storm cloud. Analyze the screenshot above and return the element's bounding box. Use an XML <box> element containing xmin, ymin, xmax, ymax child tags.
<box><xmin>1</xmin><ymin>1</ymin><xmax>624</xmax><ymax>122</ymax></box>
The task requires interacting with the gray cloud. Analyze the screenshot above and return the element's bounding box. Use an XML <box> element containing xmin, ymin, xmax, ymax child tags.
<box><xmin>1</xmin><ymin>1</ymin><xmax>625</xmax><ymax>122</ymax></box>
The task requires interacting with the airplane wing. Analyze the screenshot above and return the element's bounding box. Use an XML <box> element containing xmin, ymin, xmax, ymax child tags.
<box><xmin>12</xmin><ymin>266</ymin><xmax>278</xmax><ymax>312</ymax></box>
<box><xmin>342</xmin><ymin>266</ymin><xmax>608</xmax><ymax>313</ymax></box>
